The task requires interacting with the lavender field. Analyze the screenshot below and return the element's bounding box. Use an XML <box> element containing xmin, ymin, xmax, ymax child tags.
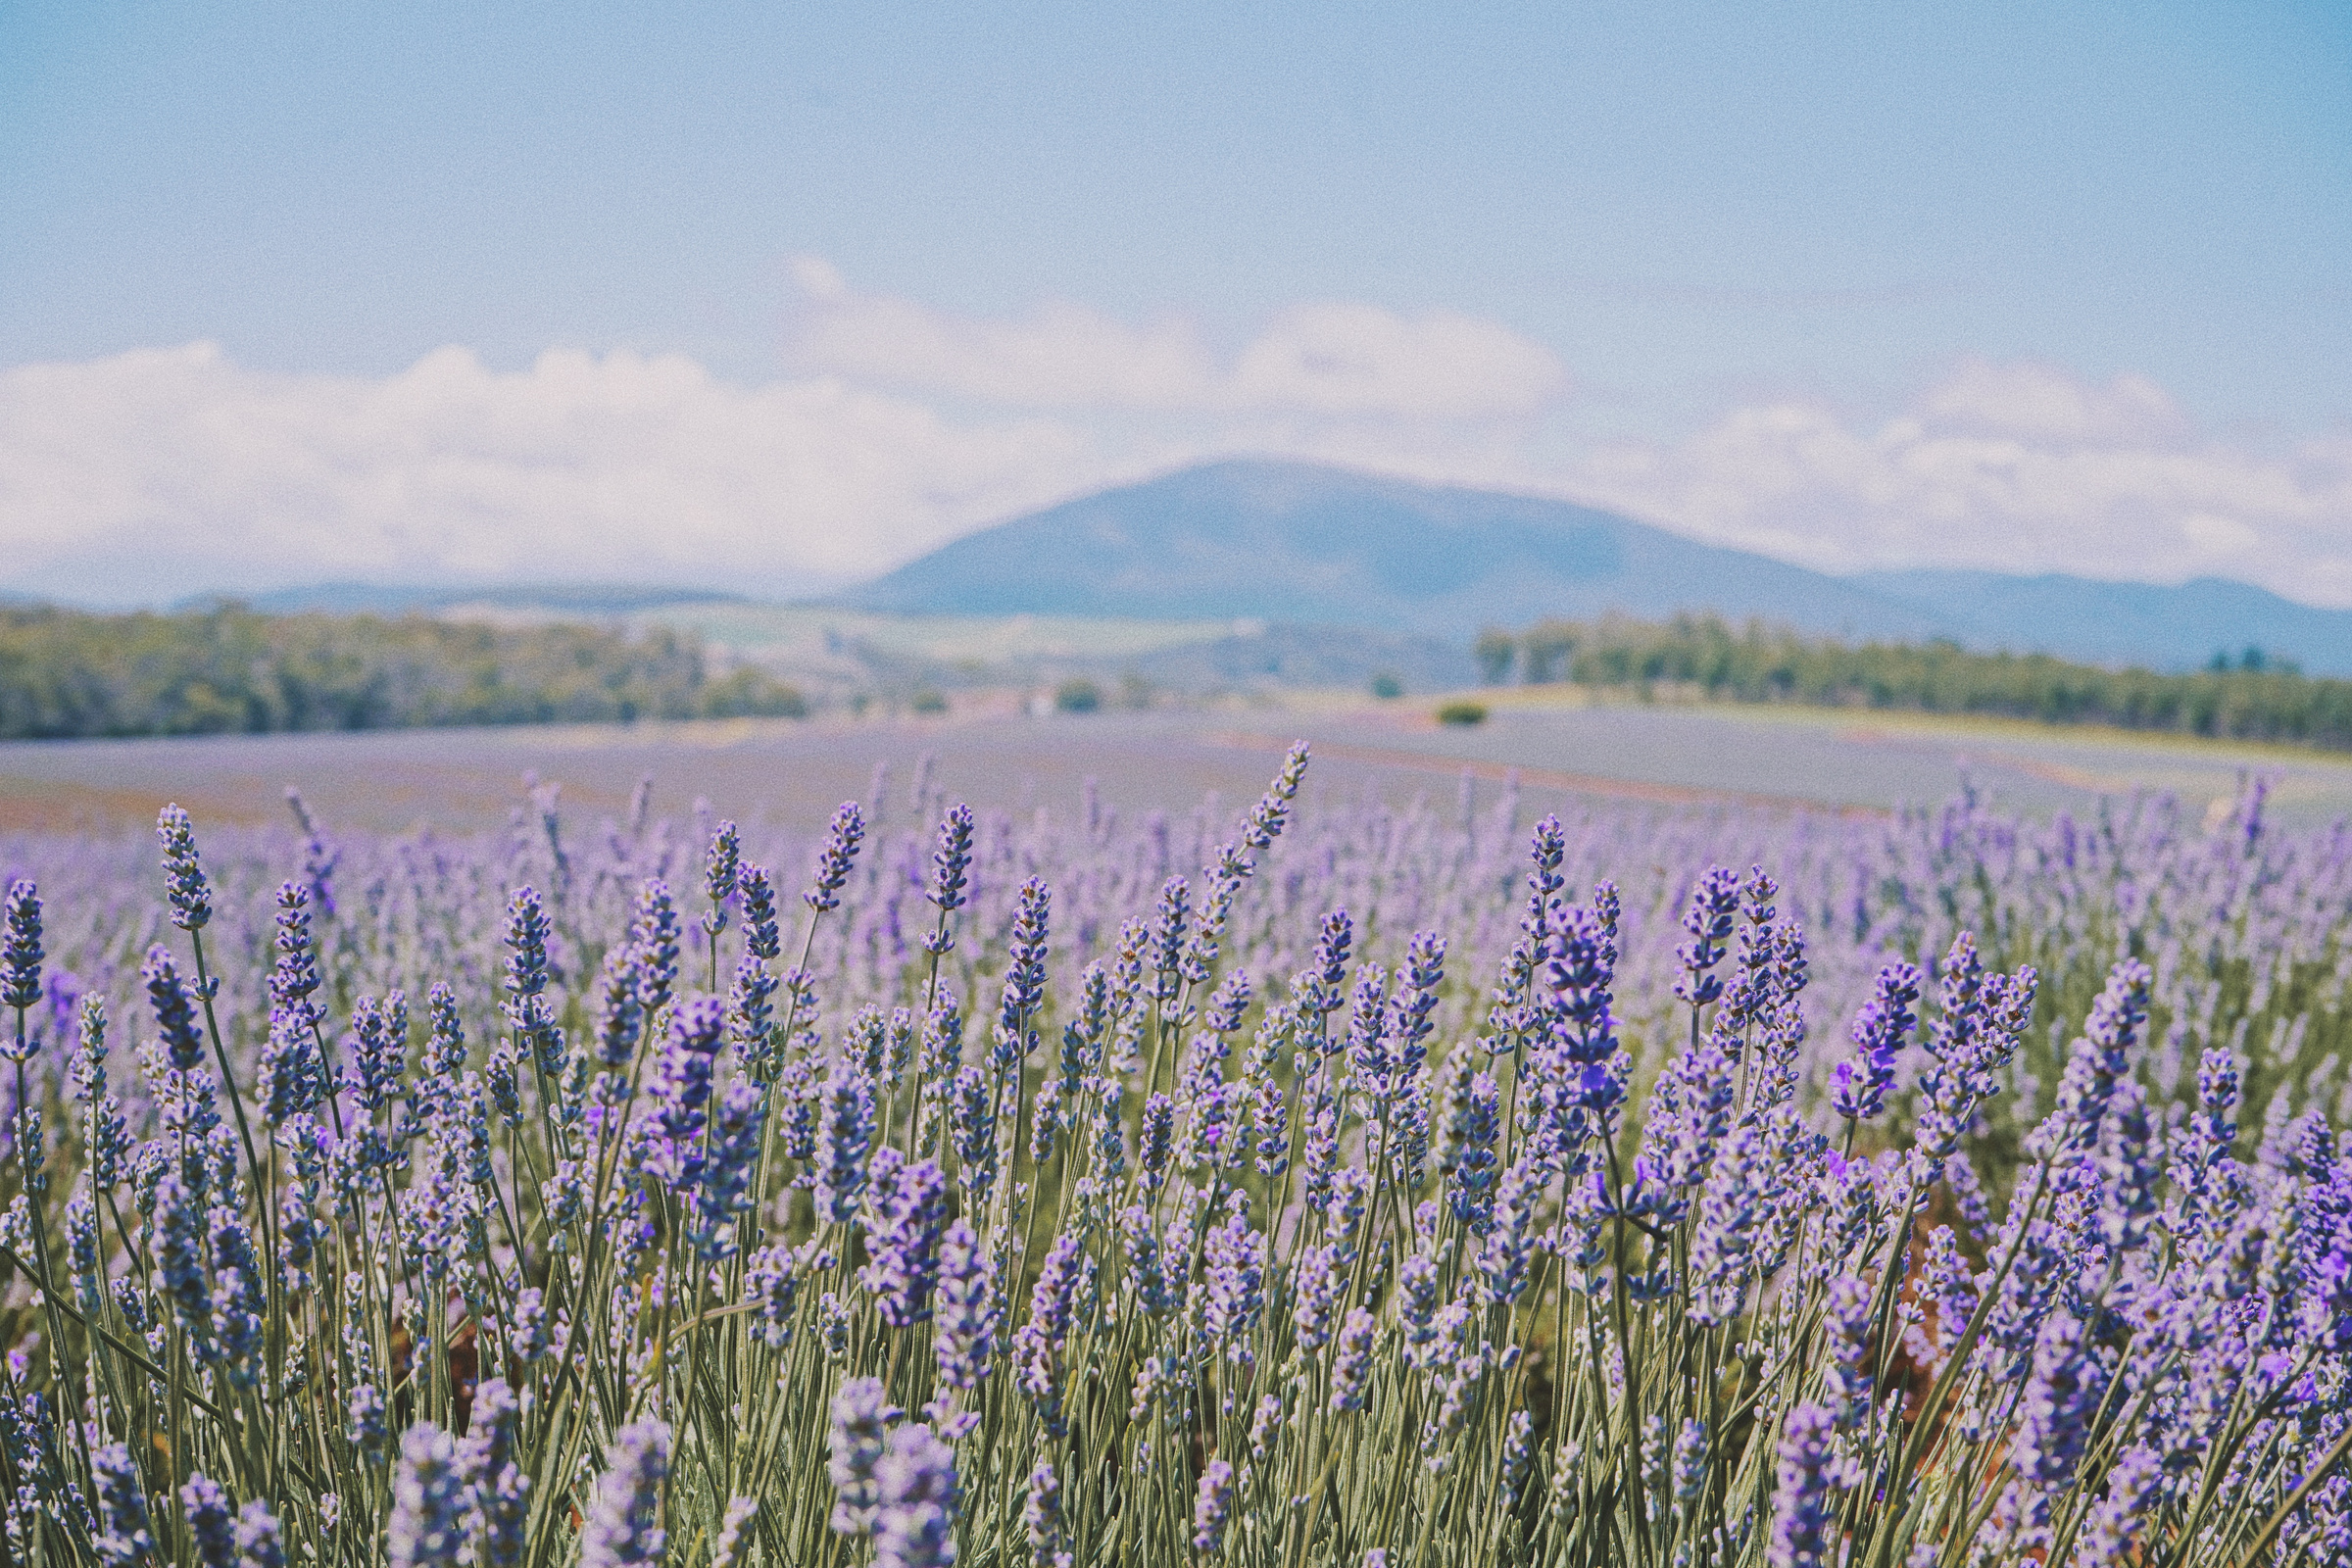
<box><xmin>0</xmin><ymin>729</ymin><xmax>2346</xmax><ymax>1566</ymax></box>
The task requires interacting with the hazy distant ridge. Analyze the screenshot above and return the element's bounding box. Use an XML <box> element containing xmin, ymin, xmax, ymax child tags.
<box><xmin>842</xmin><ymin>460</ymin><xmax>2352</xmax><ymax>674</ymax></box>
<box><xmin>841</xmin><ymin>459</ymin><xmax>1939</xmax><ymax>641</ymax></box>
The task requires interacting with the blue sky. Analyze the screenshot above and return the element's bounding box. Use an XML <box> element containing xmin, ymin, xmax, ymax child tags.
<box><xmin>2</xmin><ymin>1</ymin><xmax>2348</xmax><ymax>604</ymax></box>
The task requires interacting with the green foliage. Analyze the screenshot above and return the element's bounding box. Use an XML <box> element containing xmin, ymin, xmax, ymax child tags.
<box><xmin>0</xmin><ymin>604</ymin><xmax>806</xmax><ymax>737</ymax></box>
<box><xmin>1371</xmin><ymin>671</ymin><xmax>1405</xmax><ymax>699</ymax></box>
<box><xmin>1437</xmin><ymin>699</ymin><xmax>1489</xmax><ymax>726</ymax></box>
<box><xmin>1474</xmin><ymin>628</ymin><xmax>1518</xmax><ymax>685</ymax></box>
<box><xmin>1504</xmin><ymin>611</ymin><xmax>2352</xmax><ymax>749</ymax></box>
<box><xmin>1053</xmin><ymin>677</ymin><xmax>1102</xmax><ymax>713</ymax></box>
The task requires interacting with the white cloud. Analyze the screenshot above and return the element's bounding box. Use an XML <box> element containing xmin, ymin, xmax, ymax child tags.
<box><xmin>783</xmin><ymin>259</ymin><xmax>1567</xmax><ymax>418</ymax></box>
<box><xmin>0</xmin><ymin>341</ymin><xmax>1093</xmax><ymax>602</ymax></box>
<box><xmin>6</xmin><ymin>301</ymin><xmax>2349</xmax><ymax>615</ymax></box>
<box><xmin>1569</xmin><ymin>358</ymin><xmax>2352</xmax><ymax>605</ymax></box>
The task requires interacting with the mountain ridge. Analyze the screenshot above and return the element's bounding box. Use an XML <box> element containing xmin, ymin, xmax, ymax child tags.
<box><xmin>839</xmin><ymin>458</ymin><xmax>1945</xmax><ymax>642</ymax></box>
<box><xmin>838</xmin><ymin>458</ymin><xmax>2352</xmax><ymax>673</ymax></box>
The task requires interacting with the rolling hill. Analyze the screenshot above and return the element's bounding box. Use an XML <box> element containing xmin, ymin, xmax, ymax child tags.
<box><xmin>840</xmin><ymin>459</ymin><xmax>2352</xmax><ymax>674</ymax></box>
<box><xmin>840</xmin><ymin>459</ymin><xmax>1940</xmax><ymax>643</ymax></box>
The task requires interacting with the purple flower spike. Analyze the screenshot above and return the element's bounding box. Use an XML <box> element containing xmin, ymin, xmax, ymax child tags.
<box><xmin>580</xmin><ymin>1419</ymin><xmax>670</xmax><ymax>1568</ymax></box>
<box><xmin>1768</xmin><ymin>1402</ymin><xmax>1849</xmax><ymax>1568</ymax></box>
<box><xmin>806</xmin><ymin>803</ymin><xmax>865</xmax><ymax>913</ymax></box>
<box><xmin>861</xmin><ymin>1153</ymin><xmax>951</xmax><ymax>1327</ymax></box>
<box><xmin>386</xmin><ymin>1423</ymin><xmax>465</xmax><ymax>1568</ymax></box>
<box><xmin>1829</xmin><ymin>961</ymin><xmax>1921</xmax><ymax>1123</ymax></box>
<box><xmin>830</xmin><ymin>1377</ymin><xmax>901</xmax><ymax>1537</ymax></box>
<box><xmin>874</xmin><ymin>1423</ymin><xmax>958</xmax><ymax>1568</ymax></box>
<box><xmin>648</xmin><ymin>997</ymin><xmax>727</xmax><ymax>1187</ymax></box>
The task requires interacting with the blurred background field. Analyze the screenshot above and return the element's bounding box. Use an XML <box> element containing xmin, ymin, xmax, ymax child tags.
<box><xmin>9</xmin><ymin>688</ymin><xmax>2351</xmax><ymax>838</ymax></box>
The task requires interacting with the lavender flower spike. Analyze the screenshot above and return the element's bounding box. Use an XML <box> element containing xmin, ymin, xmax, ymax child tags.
<box><xmin>181</xmin><ymin>1473</ymin><xmax>236</xmax><ymax>1568</ymax></box>
<box><xmin>2</xmin><ymin>879</ymin><xmax>43</xmax><ymax>1024</ymax></box>
<box><xmin>806</xmin><ymin>802</ymin><xmax>866</xmax><ymax>912</ymax></box>
<box><xmin>234</xmin><ymin>1501</ymin><xmax>286</xmax><ymax>1568</ymax></box>
<box><xmin>709</xmin><ymin>1499</ymin><xmax>759</xmax><ymax>1568</ymax></box>
<box><xmin>923</xmin><ymin>804</ymin><xmax>975</xmax><ymax>956</ymax></box>
<box><xmin>649</xmin><ymin>997</ymin><xmax>727</xmax><ymax>1186</ymax></box>
<box><xmin>935</xmin><ymin>1220</ymin><xmax>1004</xmax><ymax>1390</ymax></box>
<box><xmin>157</xmin><ymin>804</ymin><xmax>212</xmax><ymax>930</ymax></box>
<box><xmin>143</xmin><ymin>945</ymin><xmax>208</xmax><ymax>1073</ymax></box>
<box><xmin>579</xmin><ymin>1419</ymin><xmax>671</xmax><ymax>1568</ymax></box>
<box><xmin>387</xmin><ymin>1423</ymin><xmax>466</xmax><ymax>1568</ymax></box>
<box><xmin>1194</xmin><ymin>1458</ymin><xmax>1236</xmax><ymax>1553</ymax></box>
<box><xmin>91</xmin><ymin>1441</ymin><xmax>156</xmax><ymax>1566</ymax></box>
<box><xmin>1828</xmin><ymin>961</ymin><xmax>1921</xmax><ymax>1123</ymax></box>
<box><xmin>874</xmin><ymin>1423</ymin><xmax>959</xmax><ymax>1568</ymax></box>
<box><xmin>705</xmin><ymin>818</ymin><xmax>742</xmax><ymax>928</ymax></box>
<box><xmin>2012</xmin><ymin>1309</ymin><xmax>2100</xmax><ymax>1489</ymax></box>
<box><xmin>1768</xmin><ymin>1402</ymin><xmax>1847</xmax><ymax>1568</ymax></box>
<box><xmin>831</xmin><ymin>1377</ymin><xmax>902</xmax><ymax>1537</ymax></box>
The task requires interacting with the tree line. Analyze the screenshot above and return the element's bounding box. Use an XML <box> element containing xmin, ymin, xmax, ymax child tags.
<box><xmin>1472</xmin><ymin>612</ymin><xmax>2352</xmax><ymax>750</ymax></box>
<box><xmin>0</xmin><ymin>604</ymin><xmax>807</xmax><ymax>739</ymax></box>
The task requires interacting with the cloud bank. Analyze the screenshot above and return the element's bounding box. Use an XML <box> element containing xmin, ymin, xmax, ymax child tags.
<box><xmin>784</xmin><ymin>257</ymin><xmax>1568</xmax><ymax>418</ymax></box>
<box><xmin>1576</xmin><ymin>359</ymin><xmax>2352</xmax><ymax>604</ymax></box>
<box><xmin>0</xmin><ymin>340</ymin><xmax>1088</xmax><ymax>603</ymax></box>
<box><xmin>3</xmin><ymin>263</ymin><xmax>2347</xmax><ymax>609</ymax></box>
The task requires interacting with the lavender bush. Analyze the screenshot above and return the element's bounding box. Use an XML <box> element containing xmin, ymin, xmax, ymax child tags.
<box><xmin>0</xmin><ymin>753</ymin><xmax>2342</xmax><ymax>1563</ymax></box>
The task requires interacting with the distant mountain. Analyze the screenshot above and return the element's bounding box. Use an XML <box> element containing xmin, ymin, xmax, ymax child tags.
<box><xmin>840</xmin><ymin>459</ymin><xmax>1942</xmax><ymax>642</ymax></box>
<box><xmin>843</xmin><ymin>460</ymin><xmax>2352</xmax><ymax>675</ymax></box>
<box><xmin>1851</xmin><ymin>570</ymin><xmax>2352</xmax><ymax>675</ymax></box>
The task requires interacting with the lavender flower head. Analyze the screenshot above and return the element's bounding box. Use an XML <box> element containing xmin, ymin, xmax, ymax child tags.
<box><xmin>710</xmin><ymin>1499</ymin><xmax>759</xmax><ymax>1568</ymax></box>
<box><xmin>1194</xmin><ymin>1458</ymin><xmax>1236</xmax><ymax>1553</ymax></box>
<box><xmin>269</xmin><ymin>878</ymin><xmax>323</xmax><ymax>1015</ymax></box>
<box><xmin>874</xmin><ymin>1423</ymin><xmax>959</xmax><ymax>1568</ymax></box>
<box><xmin>143</xmin><ymin>945</ymin><xmax>207</xmax><ymax>1073</ymax></box>
<box><xmin>502</xmin><ymin>887</ymin><xmax>552</xmax><ymax>1004</ymax></box>
<box><xmin>285</xmin><ymin>785</ymin><xmax>339</xmax><ymax>914</ymax></box>
<box><xmin>688</xmin><ymin>1081</ymin><xmax>766</xmax><ymax>1254</ymax></box>
<box><xmin>1242</xmin><ymin>741</ymin><xmax>1308</xmax><ymax>853</ymax></box>
<box><xmin>648</xmin><ymin>997</ymin><xmax>726</xmax><ymax>1184</ymax></box>
<box><xmin>580</xmin><ymin>1419</ymin><xmax>670</xmax><ymax>1568</ymax></box>
<box><xmin>1</xmin><ymin>879</ymin><xmax>42</xmax><ymax>1023</ymax></box>
<box><xmin>1829</xmin><ymin>961</ymin><xmax>1921</xmax><ymax>1123</ymax></box>
<box><xmin>1330</xmin><ymin>1305</ymin><xmax>1377</xmax><ymax>1412</ymax></box>
<box><xmin>181</xmin><ymin>1473</ymin><xmax>236</xmax><ymax>1568</ymax></box>
<box><xmin>1820</xmin><ymin>1274</ymin><xmax>1873</xmax><ymax>1428</ymax></box>
<box><xmin>705</xmin><ymin>818</ymin><xmax>742</xmax><ymax>926</ymax></box>
<box><xmin>816</xmin><ymin>1057</ymin><xmax>877</xmax><ymax>1222</ymax></box>
<box><xmin>806</xmin><ymin>803</ymin><xmax>865</xmax><ymax>913</ymax></box>
<box><xmin>347</xmin><ymin>991</ymin><xmax>410</xmax><ymax>1115</ymax></box>
<box><xmin>386</xmin><ymin>1422</ymin><xmax>466</xmax><ymax>1568</ymax></box>
<box><xmin>2013</xmin><ymin>1309</ymin><xmax>2100</xmax><ymax>1489</ymax></box>
<box><xmin>91</xmin><ymin>1441</ymin><xmax>155</xmax><ymax>1566</ymax></box>
<box><xmin>591</xmin><ymin>947</ymin><xmax>645</xmax><ymax>1071</ymax></box>
<box><xmin>156</xmin><ymin>804</ymin><xmax>212</xmax><ymax>930</ymax></box>
<box><xmin>924</xmin><ymin>804</ymin><xmax>975</xmax><ymax>956</ymax></box>
<box><xmin>1298</xmin><ymin>907</ymin><xmax>1353</xmax><ymax>1020</ymax></box>
<box><xmin>998</xmin><ymin>877</ymin><xmax>1052</xmax><ymax>1044</ymax></box>
<box><xmin>830</xmin><ymin>1377</ymin><xmax>902</xmax><ymax>1537</ymax></box>
<box><xmin>861</xmin><ymin>1152</ymin><xmax>951</xmax><ymax>1327</ymax></box>
<box><xmin>1026</xmin><ymin>1459</ymin><xmax>1069</xmax><ymax>1568</ymax></box>
<box><xmin>2043</xmin><ymin>957</ymin><xmax>2153</xmax><ymax>1155</ymax></box>
<box><xmin>1673</xmin><ymin>866</ymin><xmax>1740</xmax><ymax>1007</ymax></box>
<box><xmin>627</xmin><ymin>879</ymin><xmax>681</xmax><ymax>1017</ymax></box>
<box><xmin>1768</xmin><ymin>1402</ymin><xmax>1850</xmax><ymax>1568</ymax></box>
<box><xmin>740</xmin><ymin>862</ymin><xmax>782</xmax><ymax>960</ymax></box>
<box><xmin>235</xmin><ymin>1501</ymin><xmax>285</xmax><ymax>1568</ymax></box>
<box><xmin>461</xmin><ymin>1378</ymin><xmax>527</xmax><ymax>1568</ymax></box>
<box><xmin>935</xmin><ymin>1219</ymin><xmax>1004</xmax><ymax>1390</ymax></box>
